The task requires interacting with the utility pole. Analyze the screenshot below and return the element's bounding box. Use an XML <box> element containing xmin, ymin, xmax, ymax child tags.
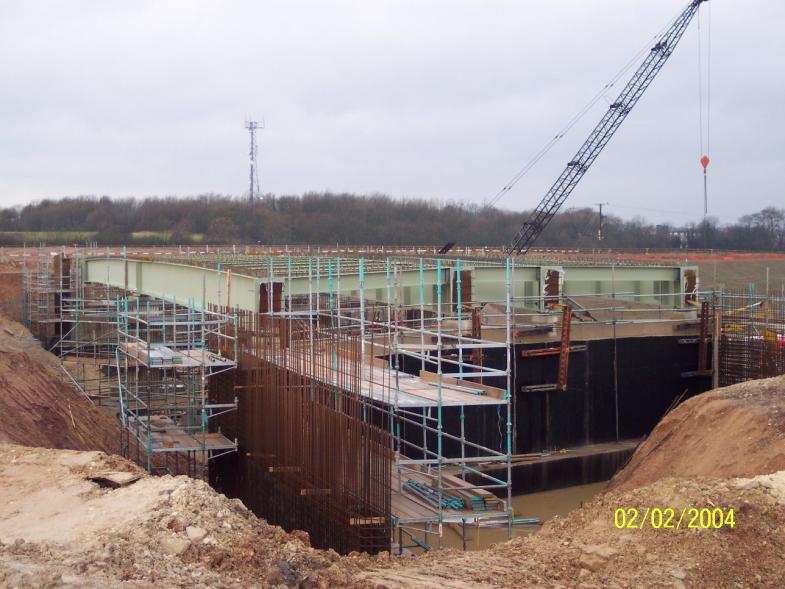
<box><xmin>596</xmin><ymin>202</ymin><xmax>609</xmax><ymax>242</ymax></box>
<box><xmin>245</xmin><ymin>119</ymin><xmax>264</xmax><ymax>202</ymax></box>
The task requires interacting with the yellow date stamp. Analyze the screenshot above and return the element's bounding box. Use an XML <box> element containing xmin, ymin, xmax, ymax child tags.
<box><xmin>613</xmin><ymin>507</ymin><xmax>735</xmax><ymax>530</ymax></box>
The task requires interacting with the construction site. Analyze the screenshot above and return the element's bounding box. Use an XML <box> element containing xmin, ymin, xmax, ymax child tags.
<box><xmin>0</xmin><ymin>241</ymin><xmax>784</xmax><ymax>587</ymax></box>
<box><xmin>2</xmin><ymin>0</ymin><xmax>785</xmax><ymax>586</ymax></box>
<box><xmin>3</xmin><ymin>242</ymin><xmax>782</xmax><ymax>556</ymax></box>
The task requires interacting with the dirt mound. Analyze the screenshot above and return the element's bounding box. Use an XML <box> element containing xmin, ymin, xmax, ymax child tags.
<box><xmin>0</xmin><ymin>314</ymin><xmax>119</xmax><ymax>454</ymax></box>
<box><xmin>609</xmin><ymin>375</ymin><xmax>785</xmax><ymax>493</ymax></box>
<box><xmin>2</xmin><ymin>444</ymin><xmax>785</xmax><ymax>587</ymax></box>
<box><xmin>359</xmin><ymin>471</ymin><xmax>785</xmax><ymax>588</ymax></box>
<box><xmin>0</xmin><ymin>445</ymin><xmax>354</xmax><ymax>588</ymax></box>
<box><xmin>0</xmin><ymin>272</ymin><xmax>23</xmax><ymax>321</ymax></box>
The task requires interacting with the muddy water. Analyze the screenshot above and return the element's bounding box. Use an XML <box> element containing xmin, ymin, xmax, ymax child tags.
<box><xmin>439</xmin><ymin>481</ymin><xmax>608</xmax><ymax>551</ymax></box>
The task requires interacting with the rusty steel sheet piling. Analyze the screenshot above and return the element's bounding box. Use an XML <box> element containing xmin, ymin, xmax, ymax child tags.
<box><xmin>210</xmin><ymin>309</ymin><xmax>392</xmax><ymax>554</ymax></box>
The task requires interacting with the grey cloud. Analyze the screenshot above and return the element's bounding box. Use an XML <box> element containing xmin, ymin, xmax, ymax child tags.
<box><xmin>0</xmin><ymin>0</ymin><xmax>782</xmax><ymax>225</ymax></box>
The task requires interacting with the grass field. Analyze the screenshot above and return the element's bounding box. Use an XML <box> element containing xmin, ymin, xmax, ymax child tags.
<box><xmin>0</xmin><ymin>231</ymin><xmax>205</xmax><ymax>245</ymax></box>
<box><xmin>690</xmin><ymin>259</ymin><xmax>785</xmax><ymax>292</ymax></box>
<box><xmin>0</xmin><ymin>231</ymin><xmax>96</xmax><ymax>243</ymax></box>
<box><xmin>130</xmin><ymin>231</ymin><xmax>204</xmax><ymax>242</ymax></box>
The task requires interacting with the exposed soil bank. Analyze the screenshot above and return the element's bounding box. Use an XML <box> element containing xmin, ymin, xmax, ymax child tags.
<box><xmin>610</xmin><ymin>375</ymin><xmax>785</xmax><ymax>493</ymax></box>
<box><xmin>0</xmin><ymin>313</ymin><xmax>119</xmax><ymax>454</ymax></box>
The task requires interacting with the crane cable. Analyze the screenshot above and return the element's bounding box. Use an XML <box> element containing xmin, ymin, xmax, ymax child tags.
<box><xmin>698</xmin><ymin>2</ymin><xmax>712</xmax><ymax>220</ymax></box>
<box><xmin>483</xmin><ymin>8</ymin><xmax>684</xmax><ymax>210</ymax></box>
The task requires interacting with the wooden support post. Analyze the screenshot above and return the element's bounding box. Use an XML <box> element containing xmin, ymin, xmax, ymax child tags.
<box><xmin>470</xmin><ymin>306</ymin><xmax>483</xmax><ymax>367</ymax></box>
<box><xmin>712</xmin><ymin>297</ymin><xmax>721</xmax><ymax>389</ymax></box>
<box><xmin>698</xmin><ymin>300</ymin><xmax>709</xmax><ymax>372</ymax></box>
<box><xmin>558</xmin><ymin>306</ymin><xmax>572</xmax><ymax>391</ymax></box>
<box><xmin>268</xmin><ymin>466</ymin><xmax>301</xmax><ymax>473</ymax></box>
<box><xmin>349</xmin><ymin>517</ymin><xmax>385</xmax><ymax>526</ymax></box>
<box><xmin>300</xmin><ymin>488</ymin><xmax>332</xmax><ymax>496</ymax></box>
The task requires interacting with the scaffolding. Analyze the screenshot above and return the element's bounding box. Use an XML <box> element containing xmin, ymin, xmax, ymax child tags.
<box><xmin>25</xmin><ymin>251</ymin><xmax>128</xmax><ymax>404</ymax></box>
<box><xmin>21</xmin><ymin>250</ymin><xmax>240</xmax><ymax>478</ymax></box>
<box><xmin>115</xmin><ymin>251</ymin><xmax>700</xmax><ymax>553</ymax></box>
<box><xmin>24</xmin><ymin>250</ymin><xmax>71</xmax><ymax>346</ymax></box>
<box><xmin>20</xmin><ymin>248</ymin><xmax>722</xmax><ymax>555</ymax></box>
<box><xmin>116</xmin><ymin>297</ymin><xmax>239</xmax><ymax>477</ymax></box>
<box><xmin>206</xmin><ymin>254</ymin><xmax>516</xmax><ymax>554</ymax></box>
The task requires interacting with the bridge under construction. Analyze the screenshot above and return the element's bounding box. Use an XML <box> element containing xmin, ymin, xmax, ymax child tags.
<box><xmin>21</xmin><ymin>246</ymin><xmax>783</xmax><ymax>554</ymax></box>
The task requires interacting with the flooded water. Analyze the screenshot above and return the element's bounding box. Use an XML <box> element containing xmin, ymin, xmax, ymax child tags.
<box><xmin>439</xmin><ymin>481</ymin><xmax>608</xmax><ymax>551</ymax></box>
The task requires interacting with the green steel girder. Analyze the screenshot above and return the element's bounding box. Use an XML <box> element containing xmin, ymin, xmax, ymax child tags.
<box><xmin>83</xmin><ymin>257</ymin><xmax>693</xmax><ymax>313</ymax></box>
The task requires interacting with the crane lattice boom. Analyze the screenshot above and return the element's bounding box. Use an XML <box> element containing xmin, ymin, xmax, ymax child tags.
<box><xmin>506</xmin><ymin>0</ymin><xmax>707</xmax><ymax>255</ymax></box>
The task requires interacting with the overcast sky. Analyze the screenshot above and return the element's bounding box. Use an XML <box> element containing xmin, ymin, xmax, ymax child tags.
<box><xmin>0</xmin><ymin>0</ymin><xmax>782</xmax><ymax>224</ymax></box>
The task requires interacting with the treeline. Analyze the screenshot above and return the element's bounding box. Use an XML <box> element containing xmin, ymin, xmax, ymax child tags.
<box><xmin>0</xmin><ymin>193</ymin><xmax>783</xmax><ymax>251</ymax></box>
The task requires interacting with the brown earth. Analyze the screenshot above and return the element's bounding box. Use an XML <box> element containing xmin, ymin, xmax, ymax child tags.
<box><xmin>0</xmin><ymin>272</ymin><xmax>23</xmax><ymax>321</ymax></box>
<box><xmin>1</xmin><ymin>443</ymin><xmax>784</xmax><ymax>588</ymax></box>
<box><xmin>609</xmin><ymin>376</ymin><xmax>785</xmax><ymax>493</ymax></box>
<box><xmin>0</xmin><ymin>255</ymin><xmax>119</xmax><ymax>454</ymax></box>
<box><xmin>0</xmin><ymin>312</ymin><xmax>120</xmax><ymax>454</ymax></box>
<box><xmin>0</xmin><ymin>445</ymin><xmax>349</xmax><ymax>588</ymax></box>
<box><xmin>357</xmin><ymin>471</ymin><xmax>785</xmax><ymax>588</ymax></box>
<box><xmin>0</xmin><ymin>253</ymin><xmax>26</xmax><ymax>321</ymax></box>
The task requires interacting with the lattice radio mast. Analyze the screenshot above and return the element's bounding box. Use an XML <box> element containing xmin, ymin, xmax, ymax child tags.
<box><xmin>245</xmin><ymin>119</ymin><xmax>264</xmax><ymax>201</ymax></box>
